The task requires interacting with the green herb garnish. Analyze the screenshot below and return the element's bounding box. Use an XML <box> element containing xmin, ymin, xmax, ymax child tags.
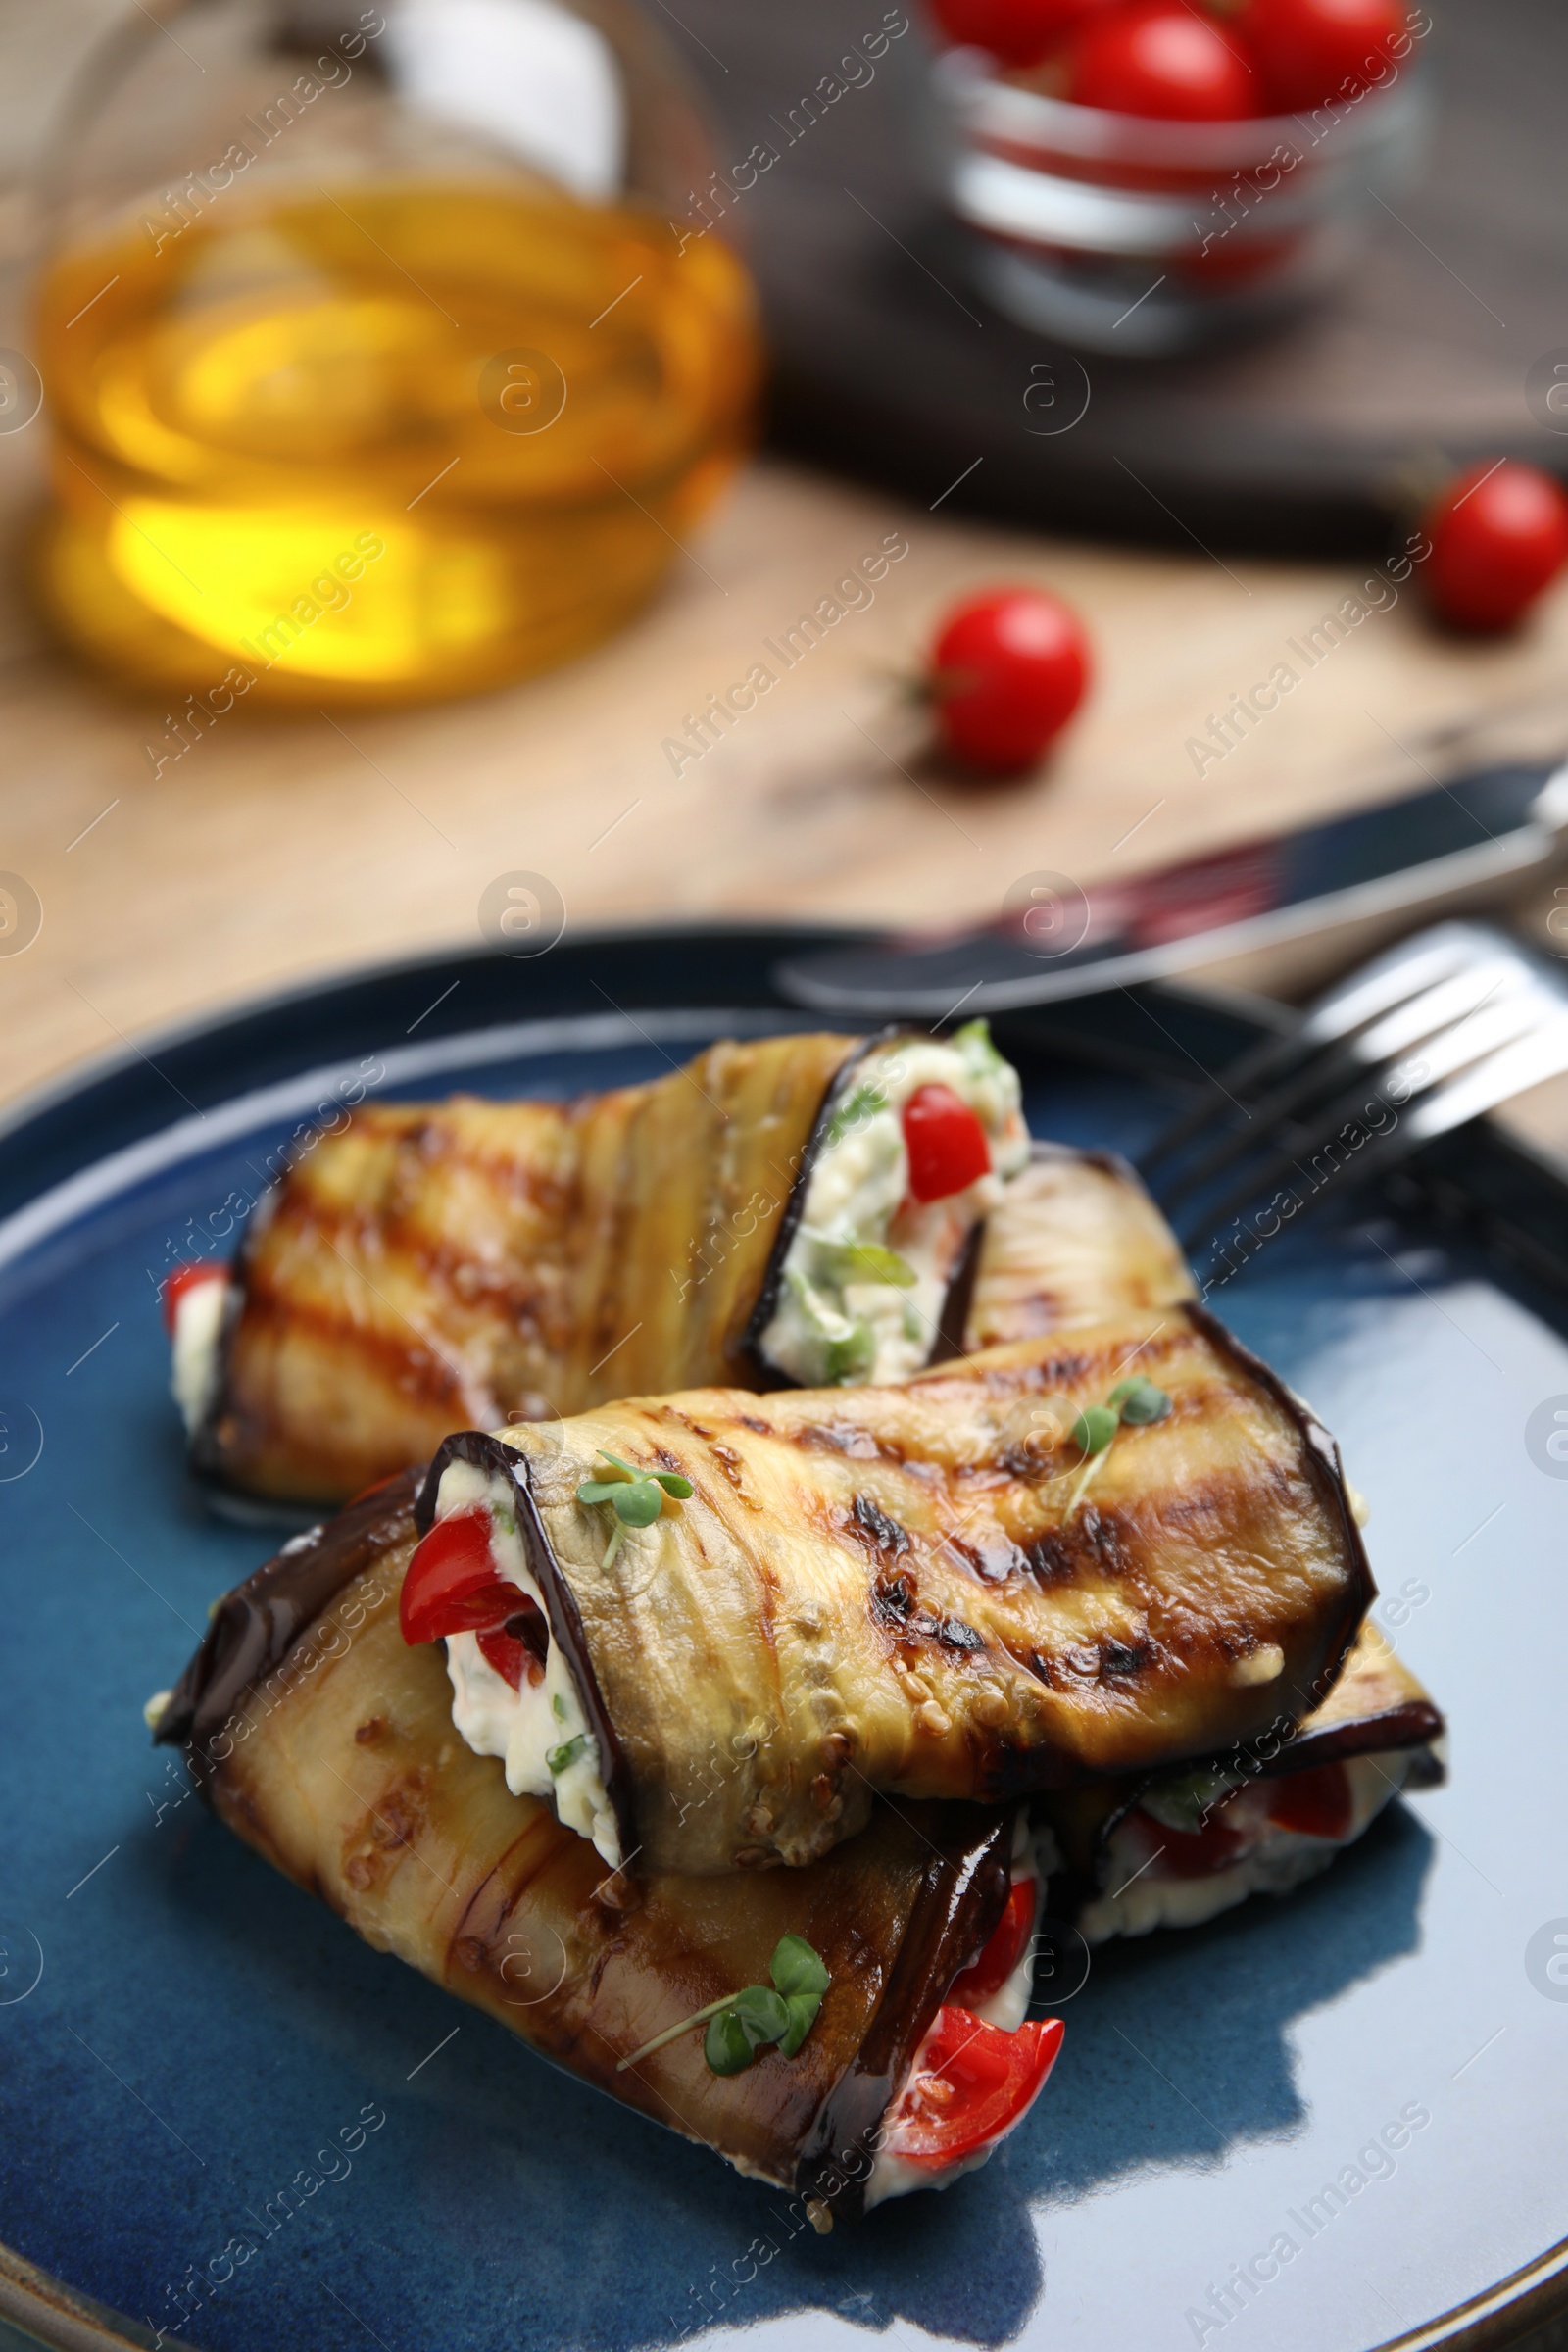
<box><xmin>616</xmin><ymin>1935</ymin><xmax>830</xmax><ymax>2077</ymax></box>
<box><xmin>810</xmin><ymin>1236</ymin><xmax>917</xmax><ymax>1290</ymax></box>
<box><xmin>953</xmin><ymin>1016</ymin><xmax>1006</xmax><ymax>1079</ymax></box>
<box><xmin>576</xmin><ymin>1450</ymin><xmax>694</xmax><ymax>1567</ymax></box>
<box><xmin>547</xmin><ymin>1734</ymin><xmax>588</xmax><ymax>1776</ymax></box>
<box><xmin>825</xmin><ymin>1078</ymin><xmax>891</xmax><ymax>1148</ymax></box>
<box><xmin>1063</xmin><ymin>1374</ymin><xmax>1172</xmax><ymax>1516</ymax></box>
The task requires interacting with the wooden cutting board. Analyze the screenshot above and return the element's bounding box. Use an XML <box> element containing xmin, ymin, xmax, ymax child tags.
<box><xmin>675</xmin><ymin>0</ymin><xmax>1568</xmax><ymax>553</ymax></box>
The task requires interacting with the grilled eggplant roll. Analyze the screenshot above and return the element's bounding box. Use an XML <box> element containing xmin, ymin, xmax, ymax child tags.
<box><xmin>152</xmin><ymin>1481</ymin><xmax>1064</xmax><ymax>2219</ymax></box>
<box><xmin>399</xmin><ymin>1302</ymin><xmax>1373</xmax><ymax>1876</ymax></box>
<box><xmin>1044</xmin><ymin>1623</ymin><xmax>1445</xmax><ymax>1942</ymax></box>
<box><xmin>175</xmin><ymin>1024</ymin><xmax>1037</xmax><ymax>1507</ymax></box>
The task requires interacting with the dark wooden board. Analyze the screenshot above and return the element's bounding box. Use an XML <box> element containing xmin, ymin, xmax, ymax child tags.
<box><xmin>672</xmin><ymin>0</ymin><xmax>1568</xmax><ymax>553</ymax></box>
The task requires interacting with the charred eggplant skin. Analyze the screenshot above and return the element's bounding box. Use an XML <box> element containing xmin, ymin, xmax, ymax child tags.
<box><xmin>155</xmin><ymin>1470</ymin><xmax>422</xmax><ymax>1776</ymax></box>
<box><xmin>796</xmin><ymin>1807</ymin><xmax>1010</xmax><ymax>2223</ymax></box>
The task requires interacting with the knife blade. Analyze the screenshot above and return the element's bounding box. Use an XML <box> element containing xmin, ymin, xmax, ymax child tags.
<box><xmin>775</xmin><ymin>760</ymin><xmax>1568</xmax><ymax>1018</ymax></box>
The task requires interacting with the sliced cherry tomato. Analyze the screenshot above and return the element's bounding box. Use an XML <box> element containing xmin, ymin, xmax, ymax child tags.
<box><xmin>161</xmin><ymin>1260</ymin><xmax>225</xmax><ymax>1337</ymax></box>
<box><xmin>903</xmin><ymin>1084</ymin><xmax>993</xmax><ymax>1203</ymax></box>
<box><xmin>950</xmin><ymin>1879</ymin><xmax>1036</xmax><ymax>2007</ymax></box>
<box><xmin>1264</xmin><ymin>1759</ymin><xmax>1352</xmax><ymax>1840</ymax></box>
<box><xmin>1132</xmin><ymin>1799</ymin><xmax>1248</xmax><ymax>1879</ymax></box>
<box><xmin>1423</xmin><ymin>461</ymin><xmax>1568</xmax><ymax>633</ymax></box>
<box><xmin>1240</xmin><ymin>0</ymin><xmax>1406</xmax><ymax>112</ymax></box>
<box><xmin>928</xmin><ymin>587</ymin><xmax>1090</xmax><ymax>772</ymax></box>
<box><xmin>476</xmin><ymin>1609</ymin><xmax>550</xmax><ymax>1690</ymax></box>
<box><xmin>399</xmin><ymin>1507</ymin><xmax>523</xmax><ymax>1645</ymax></box>
<box><xmin>928</xmin><ymin>0</ymin><xmax>1118</xmax><ymax>68</ymax></box>
<box><xmin>883</xmin><ymin>2007</ymin><xmax>1064</xmax><ymax>2169</ymax></box>
<box><xmin>1066</xmin><ymin>4</ymin><xmax>1260</xmax><ymax>120</ymax></box>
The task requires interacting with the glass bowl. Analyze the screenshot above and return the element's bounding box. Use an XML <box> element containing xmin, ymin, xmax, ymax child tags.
<box><xmin>933</xmin><ymin>42</ymin><xmax>1430</xmax><ymax>355</ymax></box>
<box><xmin>30</xmin><ymin>0</ymin><xmax>759</xmax><ymax>705</ymax></box>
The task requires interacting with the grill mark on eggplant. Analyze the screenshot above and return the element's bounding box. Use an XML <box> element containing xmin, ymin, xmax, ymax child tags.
<box><xmin>798</xmin><ymin>1422</ymin><xmax>888</xmax><ymax>1461</ymax></box>
<box><xmin>851</xmin><ymin>1493</ymin><xmax>911</xmax><ymax>1556</ymax></box>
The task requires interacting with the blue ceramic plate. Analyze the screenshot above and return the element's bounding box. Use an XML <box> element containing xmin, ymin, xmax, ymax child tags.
<box><xmin>1</xmin><ymin>931</ymin><xmax>1564</xmax><ymax>2352</ymax></box>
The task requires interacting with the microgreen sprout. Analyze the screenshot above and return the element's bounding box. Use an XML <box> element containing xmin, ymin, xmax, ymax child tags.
<box><xmin>576</xmin><ymin>1450</ymin><xmax>694</xmax><ymax>1567</ymax></box>
<box><xmin>615</xmin><ymin>1935</ymin><xmax>831</xmax><ymax>2077</ymax></box>
<box><xmin>1062</xmin><ymin>1374</ymin><xmax>1172</xmax><ymax>1517</ymax></box>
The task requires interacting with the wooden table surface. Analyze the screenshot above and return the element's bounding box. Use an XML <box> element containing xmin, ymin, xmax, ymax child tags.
<box><xmin>4</xmin><ymin>434</ymin><xmax>1568</xmax><ymax>1133</ymax></box>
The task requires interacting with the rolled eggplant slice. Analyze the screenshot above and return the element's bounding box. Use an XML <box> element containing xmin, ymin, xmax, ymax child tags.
<box><xmin>961</xmin><ymin>1145</ymin><xmax>1196</xmax><ymax>1350</ymax></box>
<box><xmin>405</xmin><ymin>1301</ymin><xmax>1372</xmax><ymax>1876</ymax></box>
<box><xmin>1043</xmin><ymin>1623</ymin><xmax>1445</xmax><ymax>1943</ymax></box>
<box><xmin>184</xmin><ymin>1025</ymin><xmax>1034</xmax><ymax>1508</ymax></box>
<box><xmin>152</xmin><ymin>1490</ymin><xmax>1056</xmax><ymax>2220</ymax></box>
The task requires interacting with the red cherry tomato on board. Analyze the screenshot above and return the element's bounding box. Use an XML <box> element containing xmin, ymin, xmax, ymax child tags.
<box><xmin>1066</xmin><ymin>4</ymin><xmax>1259</xmax><ymax>120</ymax></box>
<box><xmin>949</xmin><ymin>1879</ymin><xmax>1037</xmax><ymax>2007</ymax></box>
<box><xmin>1240</xmin><ymin>0</ymin><xmax>1407</xmax><ymax>112</ymax></box>
<box><xmin>928</xmin><ymin>587</ymin><xmax>1090</xmax><ymax>772</ymax></box>
<box><xmin>903</xmin><ymin>1084</ymin><xmax>993</xmax><ymax>1203</ymax></box>
<box><xmin>161</xmin><ymin>1260</ymin><xmax>225</xmax><ymax>1336</ymax></box>
<box><xmin>1422</xmin><ymin>461</ymin><xmax>1568</xmax><ymax>633</ymax></box>
<box><xmin>399</xmin><ymin>1507</ymin><xmax>521</xmax><ymax>1645</ymax></box>
<box><xmin>882</xmin><ymin>2007</ymin><xmax>1064</xmax><ymax>2169</ymax></box>
<box><xmin>927</xmin><ymin>0</ymin><xmax>1117</xmax><ymax>68</ymax></box>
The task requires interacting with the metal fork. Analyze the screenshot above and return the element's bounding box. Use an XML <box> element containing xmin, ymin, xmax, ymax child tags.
<box><xmin>1140</xmin><ymin>921</ymin><xmax>1568</xmax><ymax>1254</ymax></box>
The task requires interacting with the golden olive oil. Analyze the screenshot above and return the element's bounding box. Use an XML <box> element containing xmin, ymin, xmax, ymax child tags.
<box><xmin>34</xmin><ymin>179</ymin><xmax>756</xmax><ymax>702</ymax></box>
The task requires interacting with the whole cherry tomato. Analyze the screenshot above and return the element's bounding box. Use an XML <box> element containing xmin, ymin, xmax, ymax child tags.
<box><xmin>928</xmin><ymin>0</ymin><xmax>1117</xmax><ymax>68</ymax></box>
<box><xmin>1423</xmin><ymin>461</ymin><xmax>1568</xmax><ymax>633</ymax></box>
<box><xmin>928</xmin><ymin>586</ymin><xmax>1090</xmax><ymax>771</ymax></box>
<box><xmin>1066</xmin><ymin>3</ymin><xmax>1259</xmax><ymax>119</ymax></box>
<box><xmin>903</xmin><ymin>1084</ymin><xmax>994</xmax><ymax>1202</ymax></box>
<box><xmin>1241</xmin><ymin>0</ymin><xmax>1407</xmax><ymax>111</ymax></box>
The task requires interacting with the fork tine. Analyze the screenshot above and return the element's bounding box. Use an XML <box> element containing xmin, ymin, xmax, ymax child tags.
<box><xmin>1181</xmin><ymin>991</ymin><xmax>1568</xmax><ymax>1250</ymax></box>
<box><xmin>1139</xmin><ymin>926</ymin><xmax>1490</xmax><ymax>1178</ymax></box>
<box><xmin>1154</xmin><ymin>1038</ymin><xmax>1367</xmax><ymax>1206</ymax></box>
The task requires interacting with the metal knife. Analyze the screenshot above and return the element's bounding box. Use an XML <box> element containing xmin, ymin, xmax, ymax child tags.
<box><xmin>774</xmin><ymin>760</ymin><xmax>1568</xmax><ymax>1017</ymax></box>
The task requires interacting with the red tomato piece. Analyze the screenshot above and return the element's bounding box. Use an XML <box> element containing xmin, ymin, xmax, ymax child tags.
<box><xmin>1132</xmin><ymin>1798</ymin><xmax>1248</xmax><ymax>1879</ymax></box>
<box><xmin>929</xmin><ymin>587</ymin><xmax>1090</xmax><ymax>772</ymax></box>
<box><xmin>1423</xmin><ymin>462</ymin><xmax>1568</xmax><ymax>633</ymax></box>
<box><xmin>949</xmin><ymin>1879</ymin><xmax>1037</xmax><ymax>2007</ymax></box>
<box><xmin>903</xmin><ymin>1084</ymin><xmax>993</xmax><ymax>1203</ymax></box>
<box><xmin>399</xmin><ymin>1508</ymin><xmax>521</xmax><ymax>1645</ymax></box>
<box><xmin>1066</xmin><ymin>4</ymin><xmax>1260</xmax><ymax>120</ymax></box>
<box><xmin>887</xmin><ymin>2007</ymin><xmax>1065</xmax><ymax>2169</ymax></box>
<box><xmin>160</xmin><ymin>1260</ymin><xmax>225</xmax><ymax>1336</ymax></box>
<box><xmin>1264</xmin><ymin>1759</ymin><xmax>1353</xmax><ymax>1840</ymax></box>
<box><xmin>928</xmin><ymin>0</ymin><xmax>1118</xmax><ymax>68</ymax></box>
<box><xmin>475</xmin><ymin>1611</ymin><xmax>549</xmax><ymax>1690</ymax></box>
<box><xmin>1241</xmin><ymin>0</ymin><xmax>1406</xmax><ymax>112</ymax></box>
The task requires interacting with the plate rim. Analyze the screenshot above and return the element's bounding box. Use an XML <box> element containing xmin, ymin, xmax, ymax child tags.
<box><xmin>3</xmin><ymin>924</ymin><xmax>1564</xmax><ymax>2352</ymax></box>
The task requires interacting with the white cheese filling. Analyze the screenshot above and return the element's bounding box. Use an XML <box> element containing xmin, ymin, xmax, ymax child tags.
<box><xmin>760</xmin><ymin>1024</ymin><xmax>1030</xmax><ymax>1389</ymax></box>
<box><xmin>434</xmin><ymin>1458</ymin><xmax>621</xmax><ymax>1869</ymax></box>
<box><xmin>171</xmin><ymin>1272</ymin><xmax>229</xmax><ymax>1434</ymax></box>
<box><xmin>1078</xmin><ymin>1747</ymin><xmax>1421</xmax><ymax>1945</ymax></box>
